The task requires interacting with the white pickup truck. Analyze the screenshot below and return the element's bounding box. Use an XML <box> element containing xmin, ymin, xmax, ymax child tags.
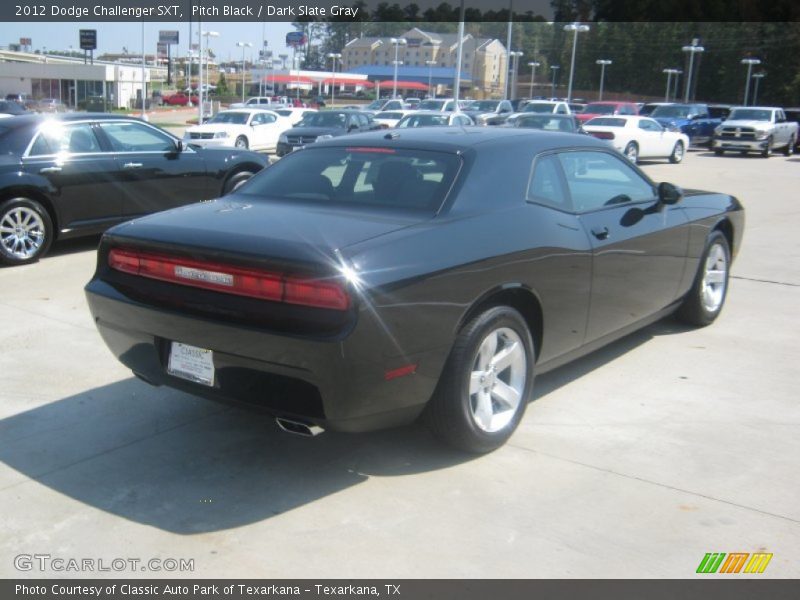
<box><xmin>712</xmin><ymin>106</ymin><xmax>798</xmax><ymax>157</ymax></box>
<box><xmin>229</xmin><ymin>96</ymin><xmax>288</xmax><ymax>109</ymax></box>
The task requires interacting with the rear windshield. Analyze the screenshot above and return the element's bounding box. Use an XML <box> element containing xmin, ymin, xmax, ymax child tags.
<box><xmin>584</xmin><ymin>104</ymin><xmax>617</xmax><ymax>115</ymax></box>
<box><xmin>397</xmin><ymin>114</ymin><xmax>449</xmax><ymax>127</ymax></box>
<box><xmin>297</xmin><ymin>112</ymin><xmax>349</xmax><ymax>128</ymax></box>
<box><xmin>238</xmin><ymin>146</ymin><xmax>461</xmax><ymax>213</ymax></box>
<box><xmin>516</xmin><ymin>115</ymin><xmax>576</xmax><ymax>132</ymax></box>
<box><xmin>523</xmin><ymin>103</ymin><xmax>557</xmax><ymax>113</ymax></box>
<box><xmin>418</xmin><ymin>100</ymin><xmax>446</xmax><ymax>111</ymax></box>
<box><xmin>585</xmin><ymin>117</ymin><xmax>627</xmax><ymax>127</ymax></box>
<box><xmin>651</xmin><ymin>105</ymin><xmax>693</xmax><ymax>118</ymax></box>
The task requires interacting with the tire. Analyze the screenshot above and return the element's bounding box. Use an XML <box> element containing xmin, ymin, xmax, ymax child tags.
<box><xmin>623</xmin><ymin>142</ymin><xmax>639</xmax><ymax>164</ymax></box>
<box><xmin>714</xmin><ymin>148</ymin><xmax>724</xmax><ymax>156</ymax></box>
<box><xmin>425</xmin><ymin>306</ymin><xmax>535</xmax><ymax>453</ymax></box>
<box><xmin>234</xmin><ymin>136</ymin><xmax>249</xmax><ymax>150</ymax></box>
<box><xmin>784</xmin><ymin>136</ymin><xmax>795</xmax><ymax>156</ymax></box>
<box><xmin>669</xmin><ymin>141</ymin><xmax>685</xmax><ymax>163</ymax></box>
<box><xmin>760</xmin><ymin>136</ymin><xmax>772</xmax><ymax>158</ymax></box>
<box><xmin>222</xmin><ymin>170</ymin><xmax>255</xmax><ymax>195</ymax></box>
<box><xmin>0</xmin><ymin>197</ymin><xmax>53</xmax><ymax>265</ymax></box>
<box><xmin>676</xmin><ymin>231</ymin><xmax>731</xmax><ymax>327</ymax></box>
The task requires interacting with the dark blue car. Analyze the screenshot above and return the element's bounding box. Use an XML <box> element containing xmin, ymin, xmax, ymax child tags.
<box><xmin>650</xmin><ymin>103</ymin><xmax>722</xmax><ymax>147</ymax></box>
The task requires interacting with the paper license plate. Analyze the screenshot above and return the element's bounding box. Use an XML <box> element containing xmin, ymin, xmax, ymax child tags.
<box><xmin>167</xmin><ymin>342</ymin><xmax>215</xmax><ymax>386</ymax></box>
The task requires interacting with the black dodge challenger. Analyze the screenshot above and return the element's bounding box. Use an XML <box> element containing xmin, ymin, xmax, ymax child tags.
<box><xmin>85</xmin><ymin>128</ymin><xmax>744</xmax><ymax>452</ymax></box>
<box><xmin>0</xmin><ymin>114</ymin><xmax>268</xmax><ymax>265</ymax></box>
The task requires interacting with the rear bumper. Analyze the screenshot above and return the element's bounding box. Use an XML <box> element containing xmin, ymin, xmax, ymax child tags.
<box><xmin>85</xmin><ymin>279</ymin><xmax>447</xmax><ymax>433</ymax></box>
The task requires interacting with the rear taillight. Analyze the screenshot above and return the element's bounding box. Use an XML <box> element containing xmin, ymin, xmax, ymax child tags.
<box><xmin>590</xmin><ymin>131</ymin><xmax>615</xmax><ymax>140</ymax></box>
<box><xmin>108</xmin><ymin>248</ymin><xmax>350</xmax><ymax>311</ymax></box>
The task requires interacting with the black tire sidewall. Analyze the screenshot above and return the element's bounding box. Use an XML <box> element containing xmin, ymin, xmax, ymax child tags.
<box><xmin>222</xmin><ymin>171</ymin><xmax>254</xmax><ymax>195</ymax></box>
<box><xmin>235</xmin><ymin>136</ymin><xmax>248</xmax><ymax>149</ymax></box>
<box><xmin>678</xmin><ymin>231</ymin><xmax>731</xmax><ymax>326</ymax></box>
<box><xmin>625</xmin><ymin>142</ymin><xmax>638</xmax><ymax>163</ymax></box>
<box><xmin>0</xmin><ymin>197</ymin><xmax>53</xmax><ymax>265</ymax></box>
<box><xmin>670</xmin><ymin>141</ymin><xmax>684</xmax><ymax>163</ymax></box>
<box><xmin>429</xmin><ymin>305</ymin><xmax>535</xmax><ymax>453</ymax></box>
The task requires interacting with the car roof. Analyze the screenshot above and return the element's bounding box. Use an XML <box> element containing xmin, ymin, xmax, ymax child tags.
<box><xmin>314</xmin><ymin>126</ymin><xmax>608</xmax><ymax>154</ymax></box>
<box><xmin>0</xmin><ymin>113</ymin><xmax>146</xmax><ymax>130</ymax></box>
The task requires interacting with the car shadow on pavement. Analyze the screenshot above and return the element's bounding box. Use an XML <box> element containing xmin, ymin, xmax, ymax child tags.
<box><xmin>46</xmin><ymin>234</ymin><xmax>102</xmax><ymax>259</ymax></box>
<box><xmin>0</xmin><ymin>318</ymin><xmax>690</xmax><ymax>535</ymax></box>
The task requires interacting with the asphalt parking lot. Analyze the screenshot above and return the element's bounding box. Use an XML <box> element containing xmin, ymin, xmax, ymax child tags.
<box><xmin>1</xmin><ymin>148</ymin><xmax>798</xmax><ymax>579</ymax></box>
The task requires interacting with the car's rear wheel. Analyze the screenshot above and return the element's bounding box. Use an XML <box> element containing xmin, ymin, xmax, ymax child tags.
<box><xmin>0</xmin><ymin>197</ymin><xmax>53</xmax><ymax>265</ymax></box>
<box><xmin>669</xmin><ymin>141</ymin><xmax>685</xmax><ymax>163</ymax></box>
<box><xmin>426</xmin><ymin>306</ymin><xmax>534</xmax><ymax>453</ymax></box>
<box><xmin>624</xmin><ymin>142</ymin><xmax>639</xmax><ymax>164</ymax></box>
<box><xmin>234</xmin><ymin>136</ymin><xmax>249</xmax><ymax>149</ymax></box>
<box><xmin>761</xmin><ymin>136</ymin><xmax>772</xmax><ymax>158</ymax></box>
<box><xmin>676</xmin><ymin>231</ymin><xmax>731</xmax><ymax>327</ymax></box>
<box><xmin>222</xmin><ymin>170</ymin><xmax>255</xmax><ymax>195</ymax></box>
<box><xmin>784</xmin><ymin>135</ymin><xmax>795</xmax><ymax>156</ymax></box>
<box><xmin>714</xmin><ymin>148</ymin><xmax>725</xmax><ymax>156</ymax></box>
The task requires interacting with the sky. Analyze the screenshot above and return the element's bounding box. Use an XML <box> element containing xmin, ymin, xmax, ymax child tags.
<box><xmin>1</xmin><ymin>22</ymin><xmax>296</xmax><ymax>63</ymax></box>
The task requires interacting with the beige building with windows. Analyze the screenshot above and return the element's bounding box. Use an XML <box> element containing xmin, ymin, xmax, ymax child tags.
<box><xmin>342</xmin><ymin>28</ymin><xmax>507</xmax><ymax>96</ymax></box>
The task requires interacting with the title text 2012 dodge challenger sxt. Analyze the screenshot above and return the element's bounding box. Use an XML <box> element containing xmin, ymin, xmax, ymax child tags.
<box><xmin>85</xmin><ymin>128</ymin><xmax>743</xmax><ymax>452</ymax></box>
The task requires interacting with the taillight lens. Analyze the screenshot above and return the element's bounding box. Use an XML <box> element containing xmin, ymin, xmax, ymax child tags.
<box><xmin>108</xmin><ymin>248</ymin><xmax>350</xmax><ymax>311</ymax></box>
<box><xmin>590</xmin><ymin>131</ymin><xmax>615</xmax><ymax>140</ymax></box>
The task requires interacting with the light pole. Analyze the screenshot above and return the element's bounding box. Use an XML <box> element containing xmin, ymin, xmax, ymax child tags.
<box><xmin>140</xmin><ymin>21</ymin><xmax>146</xmax><ymax>119</ymax></box>
<box><xmin>508</xmin><ymin>51</ymin><xmax>523</xmax><ymax>99</ymax></box>
<box><xmin>327</xmin><ymin>52</ymin><xmax>341</xmax><ymax>107</ymax></box>
<box><xmin>662</xmin><ymin>68</ymin><xmax>681</xmax><ymax>102</ymax></box>
<box><xmin>564</xmin><ymin>22</ymin><xmax>590</xmax><ymax>103</ymax></box>
<box><xmin>278</xmin><ymin>53</ymin><xmax>288</xmax><ymax>71</ymax></box>
<box><xmin>504</xmin><ymin>0</ymin><xmax>513</xmax><ymax>100</ymax></box>
<box><xmin>199</xmin><ymin>30</ymin><xmax>218</xmax><ymax>123</ymax></box>
<box><xmin>681</xmin><ymin>39</ymin><xmax>704</xmax><ymax>102</ymax></box>
<box><xmin>550</xmin><ymin>65</ymin><xmax>560</xmax><ymax>98</ymax></box>
<box><xmin>390</xmin><ymin>38</ymin><xmax>407</xmax><ymax>98</ymax></box>
<box><xmin>595</xmin><ymin>59</ymin><xmax>611</xmax><ymax>101</ymax></box>
<box><xmin>741</xmin><ymin>57</ymin><xmax>761</xmax><ymax>106</ymax></box>
<box><xmin>236</xmin><ymin>41</ymin><xmax>252</xmax><ymax>103</ymax></box>
<box><xmin>527</xmin><ymin>61</ymin><xmax>540</xmax><ymax>98</ymax></box>
<box><xmin>426</xmin><ymin>60</ymin><xmax>437</xmax><ymax>98</ymax></box>
<box><xmin>752</xmin><ymin>72</ymin><xmax>766</xmax><ymax>105</ymax></box>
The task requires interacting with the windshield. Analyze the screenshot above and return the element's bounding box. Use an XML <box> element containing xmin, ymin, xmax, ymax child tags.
<box><xmin>238</xmin><ymin>146</ymin><xmax>460</xmax><ymax>213</ymax></box>
<box><xmin>523</xmin><ymin>103</ymin><xmax>557</xmax><ymax>113</ymax></box>
<box><xmin>365</xmin><ymin>100</ymin><xmax>384</xmax><ymax>110</ymax></box>
<box><xmin>397</xmin><ymin>114</ymin><xmax>450</xmax><ymax>127</ymax></box>
<box><xmin>515</xmin><ymin>115</ymin><xmax>576</xmax><ymax>132</ymax></box>
<box><xmin>208</xmin><ymin>112</ymin><xmax>250</xmax><ymax>125</ymax></box>
<box><xmin>297</xmin><ymin>112</ymin><xmax>348</xmax><ymax>128</ymax></box>
<box><xmin>651</xmin><ymin>105</ymin><xmax>693</xmax><ymax>118</ymax></box>
<box><xmin>466</xmin><ymin>101</ymin><xmax>499</xmax><ymax>111</ymax></box>
<box><xmin>584</xmin><ymin>104</ymin><xmax>617</xmax><ymax>115</ymax></box>
<box><xmin>728</xmin><ymin>108</ymin><xmax>772</xmax><ymax>121</ymax></box>
<box><xmin>375</xmin><ymin>112</ymin><xmax>404</xmax><ymax>119</ymax></box>
<box><xmin>585</xmin><ymin>117</ymin><xmax>627</xmax><ymax>127</ymax></box>
<box><xmin>418</xmin><ymin>100</ymin><xmax>446</xmax><ymax>111</ymax></box>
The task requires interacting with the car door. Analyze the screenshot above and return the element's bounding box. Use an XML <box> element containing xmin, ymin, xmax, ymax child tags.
<box><xmin>248</xmin><ymin>111</ymin><xmax>281</xmax><ymax>151</ymax></box>
<box><xmin>21</xmin><ymin>121</ymin><xmax>123</xmax><ymax>231</ymax></box>
<box><xmin>556</xmin><ymin>150</ymin><xmax>689</xmax><ymax>342</ymax></box>
<box><xmin>637</xmin><ymin>118</ymin><xmax>669</xmax><ymax>157</ymax></box>
<box><xmin>96</xmin><ymin>120</ymin><xmax>213</xmax><ymax>217</ymax></box>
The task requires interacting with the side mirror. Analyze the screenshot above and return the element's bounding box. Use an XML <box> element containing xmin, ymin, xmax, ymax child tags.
<box><xmin>348</xmin><ymin>124</ymin><xmax>359</xmax><ymax>132</ymax></box>
<box><xmin>173</xmin><ymin>139</ymin><xmax>183</xmax><ymax>154</ymax></box>
<box><xmin>658</xmin><ymin>182</ymin><xmax>683</xmax><ymax>206</ymax></box>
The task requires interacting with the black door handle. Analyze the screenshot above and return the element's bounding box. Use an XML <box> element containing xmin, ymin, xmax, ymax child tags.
<box><xmin>591</xmin><ymin>226</ymin><xmax>609</xmax><ymax>240</ymax></box>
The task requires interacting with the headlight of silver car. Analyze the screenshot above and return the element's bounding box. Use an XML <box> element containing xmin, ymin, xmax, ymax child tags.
<box><xmin>213</xmin><ymin>131</ymin><xmax>228</xmax><ymax>139</ymax></box>
<box><xmin>754</xmin><ymin>129</ymin><xmax>768</xmax><ymax>139</ymax></box>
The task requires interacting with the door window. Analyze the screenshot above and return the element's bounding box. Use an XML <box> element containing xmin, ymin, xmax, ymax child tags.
<box><xmin>638</xmin><ymin>119</ymin><xmax>662</xmax><ymax>132</ymax></box>
<box><xmin>556</xmin><ymin>151</ymin><xmax>655</xmax><ymax>213</ymax></box>
<box><xmin>98</xmin><ymin>122</ymin><xmax>176</xmax><ymax>152</ymax></box>
<box><xmin>527</xmin><ymin>154</ymin><xmax>569</xmax><ymax>210</ymax></box>
<box><xmin>251</xmin><ymin>112</ymin><xmax>276</xmax><ymax>126</ymax></box>
<box><xmin>29</xmin><ymin>122</ymin><xmax>101</xmax><ymax>156</ymax></box>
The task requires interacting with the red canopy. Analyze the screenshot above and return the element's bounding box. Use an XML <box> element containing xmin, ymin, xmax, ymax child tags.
<box><xmin>381</xmin><ymin>80</ymin><xmax>431</xmax><ymax>91</ymax></box>
<box><xmin>322</xmin><ymin>77</ymin><xmax>373</xmax><ymax>87</ymax></box>
<box><xmin>261</xmin><ymin>74</ymin><xmax>314</xmax><ymax>84</ymax></box>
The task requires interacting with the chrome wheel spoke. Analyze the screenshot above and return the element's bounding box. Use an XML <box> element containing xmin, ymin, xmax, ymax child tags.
<box><xmin>490</xmin><ymin>342</ymin><xmax>519</xmax><ymax>373</ymax></box>
<box><xmin>705</xmin><ymin>269</ymin><xmax>725</xmax><ymax>284</ymax></box>
<box><xmin>469</xmin><ymin>371</ymin><xmax>483</xmax><ymax>395</ymax></box>
<box><xmin>476</xmin><ymin>331</ymin><xmax>498</xmax><ymax>371</ymax></box>
<box><xmin>472</xmin><ymin>391</ymin><xmax>493</xmax><ymax>431</ymax></box>
<box><xmin>491</xmin><ymin>380</ymin><xmax>520</xmax><ymax>411</ymax></box>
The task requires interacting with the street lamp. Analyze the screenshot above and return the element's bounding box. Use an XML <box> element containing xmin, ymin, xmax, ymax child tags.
<box><xmin>741</xmin><ymin>57</ymin><xmax>761</xmax><ymax>106</ymax></box>
<box><xmin>327</xmin><ymin>52</ymin><xmax>341</xmax><ymax>107</ymax></box>
<box><xmin>426</xmin><ymin>60</ymin><xmax>437</xmax><ymax>98</ymax></box>
<box><xmin>390</xmin><ymin>38</ymin><xmax>407</xmax><ymax>98</ymax></box>
<box><xmin>278</xmin><ymin>53</ymin><xmax>288</xmax><ymax>71</ymax></box>
<box><xmin>752</xmin><ymin>72</ymin><xmax>766</xmax><ymax>105</ymax></box>
<box><xmin>681</xmin><ymin>40</ymin><xmax>704</xmax><ymax>102</ymax></box>
<box><xmin>199</xmin><ymin>30</ymin><xmax>219</xmax><ymax>123</ymax></box>
<box><xmin>236</xmin><ymin>42</ymin><xmax>252</xmax><ymax>103</ymax></box>
<box><xmin>564</xmin><ymin>22</ymin><xmax>590</xmax><ymax>103</ymax></box>
<box><xmin>595</xmin><ymin>59</ymin><xmax>611</xmax><ymax>101</ymax></box>
<box><xmin>662</xmin><ymin>68</ymin><xmax>681</xmax><ymax>102</ymax></box>
<box><xmin>508</xmin><ymin>51</ymin><xmax>523</xmax><ymax>99</ymax></box>
<box><xmin>527</xmin><ymin>61</ymin><xmax>540</xmax><ymax>98</ymax></box>
<box><xmin>550</xmin><ymin>65</ymin><xmax>560</xmax><ymax>98</ymax></box>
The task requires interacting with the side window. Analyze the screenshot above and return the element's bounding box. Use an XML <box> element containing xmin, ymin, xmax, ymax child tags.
<box><xmin>98</xmin><ymin>122</ymin><xmax>175</xmax><ymax>152</ymax></box>
<box><xmin>638</xmin><ymin>119</ymin><xmax>661</xmax><ymax>132</ymax></box>
<box><xmin>556</xmin><ymin>104</ymin><xmax>568</xmax><ymax>114</ymax></box>
<box><xmin>29</xmin><ymin>122</ymin><xmax>101</xmax><ymax>155</ymax></box>
<box><xmin>557</xmin><ymin>151</ymin><xmax>655</xmax><ymax>213</ymax></box>
<box><xmin>357</xmin><ymin>113</ymin><xmax>370</xmax><ymax>128</ymax></box>
<box><xmin>619</xmin><ymin>105</ymin><xmax>635</xmax><ymax>115</ymax></box>
<box><xmin>527</xmin><ymin>154</ymin><xmax>569</xmax><ymax>210</ymax></box>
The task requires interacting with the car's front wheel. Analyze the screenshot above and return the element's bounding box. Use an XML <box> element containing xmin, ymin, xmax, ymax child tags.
<box><xmin>784</xmin><ymin>135</ymin><xmax>796</xmax><ymax>156</ymax></box>
<box><xmin>669</xmin><ymin>141</ymin><xmax>685</xmax><ymax>163</ymax></box>
<box><xmin>624</xmin><ymin>142</ymin><xmax>639</xmax><ymax>164</ymax></box>
<box><xmin>234</xmin><ymin>136</ymin><xmax>249</xmax><ymax>149</ymax></box>
<box><xmin>0</xmin><ymin>197</ymin><xmax>53</xmax><ymax>266</ymax></box>
<box><xmin>676</xmin><ymin>231</ymin><xmax>731</xmax><ymax>327</ymax></box>
<box><xmin>761</xmin><ymin>136</ymin><xmax>772</xmax><ymax>158</ymax></box>
<box><xmin>222</xmin><ymin>170</ymin><xmax>255</xmax><ymax>195</ymax></box>
<box><xmin>426</xmin><ymin>306</ymin><xmax>535</xmax><ymax>453</ymax></box>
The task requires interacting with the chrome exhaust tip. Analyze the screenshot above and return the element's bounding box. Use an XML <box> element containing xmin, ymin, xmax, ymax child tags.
<box><xmin>275</xmin><ymin>417</ymin><xmax>324</xmax><ymax>437</ymax></box>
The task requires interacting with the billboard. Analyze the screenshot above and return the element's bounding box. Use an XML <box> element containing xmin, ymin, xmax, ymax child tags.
<box><xmin>159</xmin><ymin>30</ymin><xmax>179</xmax><ymax>45</ymax></box>
<box><xmin>20</xmin><ymin>37</ymin><xmax>32</xmax><ymax>46</ymax></box>
<box><xmin>79</xmin><ymin>29</ymin><xmax>97</xmax><ymax>51</ymax></box>
<box><xmin>285</xmin><ymin>31</ymin><xmax>307</xmax><ymax>48</ymax></box>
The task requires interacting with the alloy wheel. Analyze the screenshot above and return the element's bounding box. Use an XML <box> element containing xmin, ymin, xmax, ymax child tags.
<box><xmin>0</xmin><ymin>206</ymin><xmax>46</xmax><ymax>260</ymax></box>
<box><xmin>701</xmin><ymin>242</ymin><xmax>728</xmax><ymax>312</ymax></box>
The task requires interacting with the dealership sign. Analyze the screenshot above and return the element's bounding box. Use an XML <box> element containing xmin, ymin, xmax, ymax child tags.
<box><xmin>285</xmin><ymin>31</ymin><xmax>307</xmax><ymax>48</ymax></box>
<box><xmin>159</xmin><ymin>30</ymin><xmax>179</xmax><ymax>45</ymax></box>
<box><xmin>79</xmin><ymin>29</ymin><xmax>97</xmax><ymax>50</ymax></box>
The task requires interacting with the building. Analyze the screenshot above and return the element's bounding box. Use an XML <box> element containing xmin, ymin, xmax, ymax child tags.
<box><xmin>342</xmin><ymin>27</ymin><xmax>507</xmax><ymax>96</ymax></box>
<box><xmin>0</xmin><ymin>50</ymin><xmax>165</xmax><ymax>109</ymax></box>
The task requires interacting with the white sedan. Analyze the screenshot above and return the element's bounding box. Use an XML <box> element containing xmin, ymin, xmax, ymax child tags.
<box><xmin>183</xmin><ymin>109</ymin><xmax>290</xmax><ymax>152</ymax></box>
<box><xmin>583</xmin><ymin>115</ymin><xmax>689</xmax><ymax>164</ymax></box>
<box><xmin>372</xmin><ymin>110</ymin><xmax>415</xmax><ymax>128</ymax></box>
<box><xmin>272</xmin><ymin>107</ymin><xmax>318</xmax><ymax>125</ymax></box>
